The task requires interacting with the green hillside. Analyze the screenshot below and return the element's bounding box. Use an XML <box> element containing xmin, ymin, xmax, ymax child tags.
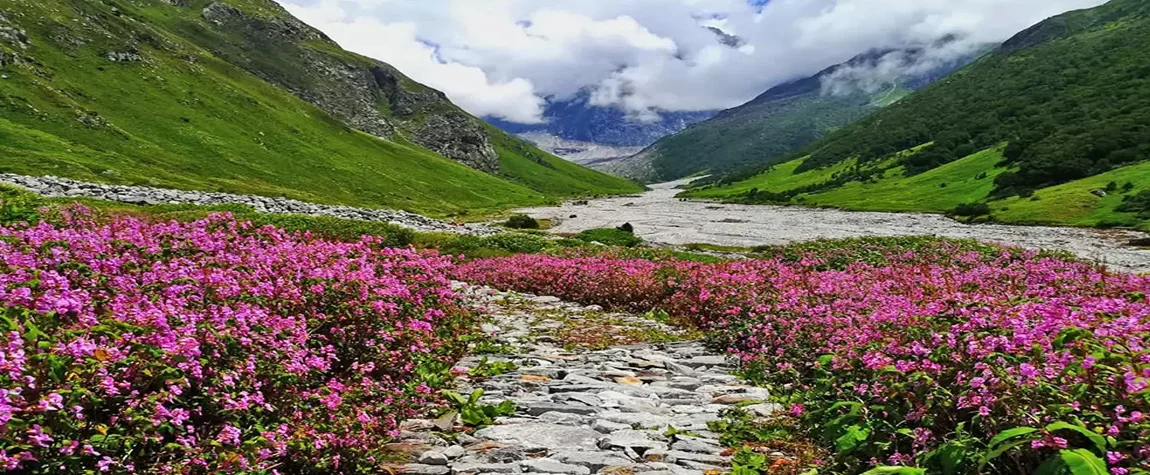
<box><xmin>0</xmin><ymin>0</ymin><xmax>638</xmax><ymax>216</ymax></box>
<box><xmin>620</xmin><ymin>45</ymin><xmax>982</xmax><ymax>184</ymax></box>
<box><xmin>685</xmin><ymin>0</ymin><xmax>1150</xmax><ymax>229</ymax></box>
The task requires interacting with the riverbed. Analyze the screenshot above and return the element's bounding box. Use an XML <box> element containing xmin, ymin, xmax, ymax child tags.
<box><xmin>518</xmin><ymin>179</ymin><xmax>1150</xmax><ymax>272</ymax></box>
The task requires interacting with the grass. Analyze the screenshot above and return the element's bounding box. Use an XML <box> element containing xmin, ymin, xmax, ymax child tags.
<box><xmin>682</xmin><ymin>143</ymin><xmax>1150</xmax><ymax>230</ymax></box>
<box><xmin>0</xmin><ymin>0</ymin><xmax>636</xmax><ymax>218</ymax></box>
<box><xmin>799</xmin><ymin>146</ymin><xmax>1011</xmax><ymax>212</ymax></box>
<box><xmin>990</xmin><ymin>161</ymin><xmax>1150</xmax><ymax>229</ymax></box>
<box><xmin>683</xmin><ymin>157</ymin><xmax>856</xmax><ymax>198</ymax></box>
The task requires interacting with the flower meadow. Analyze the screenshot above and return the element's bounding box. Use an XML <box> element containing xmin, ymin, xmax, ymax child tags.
<box><xmin>457</xmin><ymin>244</ymin><xmax>1150</xmax><ymax>474</ymax></box>
<box><xmin>0</xmin><ymin>207</ymin><xmax>473</xmax><ymax>473</ymax></box>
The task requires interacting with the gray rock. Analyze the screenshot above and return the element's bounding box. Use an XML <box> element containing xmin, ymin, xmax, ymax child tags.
<box><xmin>526</xmin><ymin>403</ymin><xmax>599</xmax><ymax>416</ymax></box>
<box><xmin>681</xmin><ymin>356</ymin><xmax>728</xmax><ymax>368</ymax></box>
<box><xmin>419</xmin><ymin>450</ymin><xmax>450</xmax><ymax>466</ymax></box>
<box><xmin>444</xmin><ymin>445</ymin><xmax>467</xmax><ymax>460</ymax></box>
<box><xmin>598</xmin><ymin>429</ymin><xmax>668</xmax><ymax>452</ymax></box>
<box><xmin>403</xmin><ymin>464</ymin><xmax>452</xmax><ymax>475</ymax></box>
<box><xmin>474</xmin><ymin>423</ymin><xmax>602</xmax><ymax>451</ymax></box>
<box><xmin>592</xmin><ymin>419</ymin><xmax>632</xmax><ymax>433</ymax></box>
<box><xmin>554</xmin><ymin>452</ymin><xmax>633</xmax><ymax>472</ymax></box>
<box><xmin>520</xmin><ymin>459</ymin><xmax>591</xmax><ymax>475</ymax></box>
<box><xmin>452</xmin><ymin>462</ymin><xmax>521</xmax><ymax>474</ymax></box>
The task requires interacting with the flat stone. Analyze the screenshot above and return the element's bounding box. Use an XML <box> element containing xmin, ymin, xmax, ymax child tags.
<box><xmin>453</xmin><ymin>462</ymin><xmax>521</xmax><ymax>474</ymax></box>
<box><xmin>665</xmin><ymin>451</ymin><xmax>729</xmax><ymax>466</ymax></box>
<box><xmin>474</xmin><ymin>423</ymin><xmax>603</xmax><ymax>451</ymax></box>
<box><xmin>599</xmin><ymin>429</ymin><xmax>669</xmax><ymax>452</ymax></box>
<box><xmin>526</xmin><ymin>403</ymin><xmax>598</xmax><ymax>416</ymax></box>
<box><xmin>682</xmin><ymin>356</ymin><xmax>727</xmax><ymax>368</ymax></box>
<box><xmin>592</xmin><ymin>419</ymin><xmax>632</xmax><ymax>433</ymax></box>
<box><xmin>537</xmin><ymin>411</ymin><xmax>587</xmax><ymax>425</ymax></box>
<box><xmin>520</xmin><ymin>459</ymin><xmax>591</xmax><ymax>475</ymax></box>
<box><xmin>401</xmin><ymin>464</ymin><xmax>452</xmax><ymax>475</ymax></box>
<box><xmin>670</xmin><ymin>439</ymin><xmax>721</xmax><ymax>454</ymax></box>
<box><xmin>745</xmin><ymin>403</ymin><xmax>783</xmax><ymax>417</ymax></box>
<box><xmin>615</xmin><ymin>376</ymin><xmax>644</xmax><ymax>386</ymax></box>
<box><xmin>554</xmin><ymin>451</ymin><xmax>633</xmax><ymax>472</ymax></box>
<box><xmin>711</xmin><ymin>395</ymin><xmax>760</xmax><ymax>405</ymax></box>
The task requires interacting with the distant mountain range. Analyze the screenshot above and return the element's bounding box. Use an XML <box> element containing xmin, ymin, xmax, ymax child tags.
<box><xmin>684</xmin><ymin>0</ymin><xmax>1150</xmax><ymax>230</ymax></box>
<box><xmin>487</xmin><ymin>90</ymin><xmax>717</xmax><ymax>162</ymax></box>
<box><xmin>599</xmin><ymin>40</ymin><xmax>990</xmax><ymax>183</ymax></box>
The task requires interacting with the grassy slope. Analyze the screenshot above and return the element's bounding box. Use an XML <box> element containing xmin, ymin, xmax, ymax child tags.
<box><xmin>685</xmin><ymin>158</ymin><xmax>856</xmax><ymax>198</ymax></box>
<box><xmin>991</xmin><ymin>161</ymin><xmax>1150</xmax><ymax>228</ymax></box>
<box><xmin>800</xmin><ymin>147</ymin><xmax>1012</xmax><ymax>212</ymax></box>
<box><xmin>0</xmin><ymin>0</ymin><xmax>634</xmax><ymax>216</ymax></box>
<box><xmin>486</xmin><ymin>126</ymin><xmax>644</xmax><ymax>197</ymax></box>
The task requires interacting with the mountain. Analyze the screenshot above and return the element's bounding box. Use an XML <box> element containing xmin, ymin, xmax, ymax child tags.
<box><xmin>608</xmin><ymin>42</ymin><xmax>987</xmax><ymax>183</ymax></box>
<box><xmin>488</xmin><ymin>89</ymin><xmax>716</xmax><ymax>163</ymax></box>
<box><xmin>0</xmin><ymin>0</ymin><xmax>640</xmax><ymax>216</ymax></box>
<box><xmin>684</xmin><ymin>0</ymin><xmax>1150</xmax><ymax>230</ymax></box>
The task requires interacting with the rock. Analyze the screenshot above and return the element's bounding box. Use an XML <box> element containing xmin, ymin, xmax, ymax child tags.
<box><xmin>593</xmin><ymin>419</ymin><xmax>632</xmax><ymax>433</ymax></box>
<box><xmin>664</xmin><ymin>451</ymin><xmax>729</xmax><ymax>466</ymax></box>
<box><xmin>615</xmin><ymin>376</ymin><xmax>644</xmax><ymax>386</ymax></box>
<box><xmin>452</xmin><ymin>462</ymin><xmax>521</xmax><ymax>474</ymax></box>
<box><xmin>526</xmin><ymin>403</ymin><xmax>598</xmax><ymax>416</ymax></box>
<box><xmin>520</xmin><ymin>459</ymin><xmax>591</xmax><ymax>475</ymax></box>
<box><xmin>670</xmin><ymin>438</ymin><xmax>721</xmax><ymax>454</ymax></box>
<box><xmin>554</xmin><ymin>452</ymin><xmax>633</xmax><ymax>472</ymax></box>
<box><xmin>444</xmin><ymin>446</ymin><xmax>467</xmax><ymax>460</ymax></box>
<box><xmin>474</xmin><ymin>423</ymin><xmax>602</xmax><ymax>451</ymax></box>
<box><xmin>682</xmin><ymin>356</ymin><xmax>727</xmax><ymax>368</ymax></box>
<box><xmin>402</xmin><ymin>464</ymin><xmax>452</xmax><ymax>475</ymax></box>
<box><xmin>745</xmin><ymin>403</ymin><xmax>783</xmax><ymax>417</ymax></box>
<box><xmin>419</xmin><ymin>451</ymin><xmax>450</xmax><ymax>466</ymax></box>
<box><xmin>537</xmin><ymin>411</ymin><xmax>587</xmax><ymax>425</ymax></box>
<box><xmin>598</xmin><ymin>429</ymin><xmax>668</xmax><ymax>453</ymax></box>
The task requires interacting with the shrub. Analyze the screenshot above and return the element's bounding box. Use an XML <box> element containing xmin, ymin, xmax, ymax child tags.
<box><xmin>575</xmin><ymin>228</ymin><xmax>643</xmax><ymax>247</ymax></box>
<box><xmin>504</xmin><ymin>214</ymin><xmax>540</xmax><ymax>229</ymax></box>
<box><xmin>0</xmin><ymin>184</ymin><xmax>42</xmax><ymax>226</ymax></box>
<box><xmin>1118</xmin><ymin>190</ymin><xmax>1150</xmax><ymax>218</ymax></box>
<box><xmin>951</xmin><ymin>202</ymin><xmax>992</xmax><ymax>217</ymax></box>
<box><xmin>0</xmin><ymin>208</ymin><xmax>471</xmax><ymax>472</ymax></box>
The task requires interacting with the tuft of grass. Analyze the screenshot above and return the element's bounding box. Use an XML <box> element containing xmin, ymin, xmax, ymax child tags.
<box><xmin>574</xmin><ymin>228</ymin><xmax>644</xmax><ymax>247</ymax></box>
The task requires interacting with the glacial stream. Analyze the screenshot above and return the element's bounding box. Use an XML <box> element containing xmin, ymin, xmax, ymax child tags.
<box><xmin>518</xmin><ymin>179</ymin><xmax>1150</xmax><ymax>273</ymax></box>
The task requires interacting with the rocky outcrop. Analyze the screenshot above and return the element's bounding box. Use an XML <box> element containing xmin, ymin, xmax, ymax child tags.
<box><xmin>189</xmin><ymin>1</ymin><xmax>499</xmax><ymax>173</ymax></box>
<box><xmin>0</xmin><ymin>173</ymin><xmax>500</xmax><ymax>235</ymax></box>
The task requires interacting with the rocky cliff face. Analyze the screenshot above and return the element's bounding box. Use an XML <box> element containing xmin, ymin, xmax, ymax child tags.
<box><xmin>193</xmin><ymin>1</ymin><xmax>499</xmax><ymax>173</ymax></box>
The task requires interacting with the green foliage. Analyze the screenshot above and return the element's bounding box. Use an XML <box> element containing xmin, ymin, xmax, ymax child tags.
<box><xmin>0</xmin><ymin>184</ymin><xmax>42</xmax><ymax>225</ymax></box>
<box><xmin>1117</xmin><ymin>190</ymin><xmax>1150</xmax><ymax>217</ymax></box>
<box><xmin>951</xmin><ymin>202</ymin><xmax>992</xmax><ymax>217</ymax></box>
<box><xmin>467</xmin><ymin>357</ymin><xmax>518</xmax><ymax>378</ymax></box>
<box><xmin>441</xmin><ymin>389</ymin><xmax>516</xmax><ymax>428</ymax></box>
<box><xmin>504</xmin><ymin>214</ymin><xmax>540</xmax><ymax>229</ymax></box>
<box><xmin>432</xmin><ymin>232</ymin><xmax>554</xmax><ymax>258</ymax></box>
<box><xmin>574</xmin><ymin>228</ymin><xmax>644</xmax><ymax>247</ymax></box>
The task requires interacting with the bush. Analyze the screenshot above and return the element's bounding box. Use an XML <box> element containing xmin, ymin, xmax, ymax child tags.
<box><xmin>951</xmin><ymin>202</ymin><xmax>992</xmax><ymax>217</ymax></box>
<box><xmin>504</xmin><ymin>214</ymin><xmax>540</xmax><ymax>229</ymax></box>
<box><xmin>1117</xmin><ymin>190</ymin><xmax>1150</xmax><ymax>218</ymax></box>
<box><xmin>0</xmin><ymin>184</ymin><xmax>43</xmax><ymax>225</ymax></box>
<box><xmin>0</xmin><ymin>209</ymin><xmax>471</xmax><ymax>472</ymax></box>
<box><xmin>575</xmin><ymin>228</ymin><xmax>643</xmax><ymax>247</ymax></box>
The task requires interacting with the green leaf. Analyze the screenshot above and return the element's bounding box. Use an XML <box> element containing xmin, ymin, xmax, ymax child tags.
<box><xmin>731</xmin><ymin>466</ymin><xmax>760</xmax><ymax>475</ymax></box>
<box><xmin>988</xmin><ymin>427</ymin><xmax>1039</xmax><ymax>450</ymax></box>
<box><xmin>835</xmin><ymin>424</ymin><xmax>871</xmax><ymax>453</ymax></box>
<box><xmin>1046</xmin><ymin>421</ymin><xmax>1107</xmax><ymax>454</ymax></box>
<box><xmin>1060</xmin><ymin>449</ymin><xmax>1109</xmax><ymax>475</ymax></box>
<box><xmin>1032</xmin><ymin>456</ymin><xmax>1066</xmax><ymax>475</ymax></box>
<box><xmin>859</xmin><ymin>466</ymin><xmax>926</xmax><ymax>475</ymax></box>
<box><xmin>934</xmin><ymin>442</ymin><xmax>969</xmax><ymax>475</ymax></box>
<box><xmin>468</xmin><ymin>389</ymin><xmax>484</xmax><ymax>406</ymax></box>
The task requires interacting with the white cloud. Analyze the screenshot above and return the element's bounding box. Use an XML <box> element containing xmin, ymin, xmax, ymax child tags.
<box><xmin>278</xmin><ymin>0</ymin><xmax>1109</xmax><ymax>122</ymax></box>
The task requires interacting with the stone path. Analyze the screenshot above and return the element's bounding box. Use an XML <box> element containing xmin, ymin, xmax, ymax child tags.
<box><xmin>391</xmin><ymin>284</ymin><xmax>783</xmax><ymax>475</ymax></box>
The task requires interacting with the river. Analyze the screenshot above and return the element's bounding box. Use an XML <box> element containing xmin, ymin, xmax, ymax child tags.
<box><xmin>518</xmin><ymin>179</ymin><xmax>1150</xmax><ymax>272</ymax></box>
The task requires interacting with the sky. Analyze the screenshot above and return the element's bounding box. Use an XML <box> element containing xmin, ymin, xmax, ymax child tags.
<box><xmin>277</xmin><ymin>0</ymin><xmax>1109</xmax><ymax>124</ymax></box>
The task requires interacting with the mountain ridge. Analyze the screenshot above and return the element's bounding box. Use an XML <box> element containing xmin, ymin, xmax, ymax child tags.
<box><xmin>0</xmin><ymin>0</ymin><xmax>640</xmax><ymax>215</ymax></box>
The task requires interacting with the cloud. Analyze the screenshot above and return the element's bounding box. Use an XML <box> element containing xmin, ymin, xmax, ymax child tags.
<box><xmin>278</xmin><ymin>0</ymin><xmax>1109</xmax><ymax>122</ymax></box>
